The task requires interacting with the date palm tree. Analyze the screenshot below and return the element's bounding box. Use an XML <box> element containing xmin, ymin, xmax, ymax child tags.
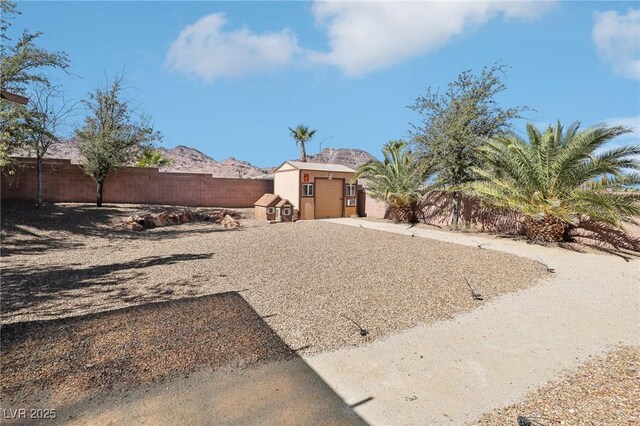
<box><xmin>355</xmin><ymin>140</ymin><xmax>433</xmax><ymax>223</ymax></box>
<box><xmin>288</xmin><ymin>124</ymin><xmax>316</xmax><ymax>162</ymax></box>
<box><xmin>136</xmin><ymin>147</ymin><xmax>172</xmax><ymax>168</ymax></box>
<box><xmin>467</xmin><ymin>121</ymin><xmax>640</xmax><ymax>242</ymax></box>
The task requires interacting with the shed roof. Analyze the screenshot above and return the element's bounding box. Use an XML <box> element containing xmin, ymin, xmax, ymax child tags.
<box><xmin>274</xmin><ymin>161</ymin><xmax>356</xmax><ymax>173</ymax></box>
<box><xmin>254</xmin><ymin>193</ymin><xmax>281</xmax><ymax>207</ymax></box>
<box><xmin>275</xmin><ymin>199</ymin><xmax>292</xmax><ymax>208</ymax></box>
<box><xmin>1</xmin><ymin>90</ymin><xmax>29</xmax><ymax>105</ymax></box>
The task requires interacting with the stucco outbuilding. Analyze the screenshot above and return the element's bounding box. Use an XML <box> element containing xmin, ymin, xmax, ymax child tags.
<box><xmin>273</xmin><ymin>161</ymin><xmax>358</xmax><ymax>220</ymax></box>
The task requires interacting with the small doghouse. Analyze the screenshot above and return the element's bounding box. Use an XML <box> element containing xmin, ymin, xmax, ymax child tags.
<box><xmin>275</xmin><ymin>199</ymin><xmax>294</xmax><ymax>222</ymax></box>
<box><xmin>254</xmin><ymin>193</ymin><xmax>281</xmax><ymax>222</ymax></box>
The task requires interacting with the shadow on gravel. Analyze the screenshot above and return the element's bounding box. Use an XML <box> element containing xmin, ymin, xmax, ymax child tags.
<box><xmin>1</xmin><ymin>253</ymin><xmax>214</xmax><ymax>319</ymax></box>
<box><xmin>0</xmin><ymin>201</ymin><xmax>245</xmax><ymax>257</ymax></box>
<box><xmin>1</xmin><ymin>293</ymin><xmax>367</xmax><ymax>425</ymax></box>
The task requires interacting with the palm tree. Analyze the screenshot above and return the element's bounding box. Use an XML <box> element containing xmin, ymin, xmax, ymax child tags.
<box><xmin>288</xmin><ymin>124</ymin><xmax>316</xmax><ymax>162</ymax></box>
<box><xmin>136</xmin><ymin>148</ymin><xmax>173</xmax><ymax>168</ymax></box>
<box><xmin>355</xmin><ymin>140</ymin><xmax>433</xmax><ymax>223</ymax></box>
<box><xmin>467</xmin><ymin>121</ymin><xmax>640</xmax><ymax>242</ymax></box>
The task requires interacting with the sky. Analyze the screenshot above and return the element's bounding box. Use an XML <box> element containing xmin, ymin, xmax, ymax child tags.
<box><xmin>7</xmin><ymin>1</ymin><xmax>640</xmax><ymax>167</ymax></box>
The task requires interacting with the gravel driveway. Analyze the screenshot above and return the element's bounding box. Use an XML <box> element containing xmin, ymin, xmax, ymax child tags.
<box><xmin>1</xmin><ymin>202</ymin><xmax>546</xmax><ymax>354</ymax></box>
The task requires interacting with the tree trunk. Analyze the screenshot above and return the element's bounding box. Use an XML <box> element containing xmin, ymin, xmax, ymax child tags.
<box><xmin>391</xmin><ymin>204</ymin><xmax>415</xmax><ymax>223</ymax></box>
<box><xmin>451</xmin><ymin>191</ymin><xmax>460</xmax><ymax>229</ymax></box>
<box><xmin>300</xmin><ymin>143</ymin><xmax>307</xmax><ymax>162</ymax></box>
<box><xmin>523</xmin><ymin>216</ymin><xmax>567</xmax><ymax>242</ymax></box>
<box><xmin>36</xmin><ymin>156</ymin><xmax>43</xmax><ymax>208</ymax></box>
<box><xmin>96</xmin><ymin>177</ymin><xmax>105</xmax><ymax>207</ymax></box>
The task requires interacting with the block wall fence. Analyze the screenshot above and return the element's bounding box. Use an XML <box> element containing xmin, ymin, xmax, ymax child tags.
<box><xmin>364</xmin><ymin>191</ymin><xmax>640</xmax><ymax>249</ymax></box>
<box><xmin>1</xmin><ymin>158</ymin><xmax>274</xmax><ymax>208</ymax></box>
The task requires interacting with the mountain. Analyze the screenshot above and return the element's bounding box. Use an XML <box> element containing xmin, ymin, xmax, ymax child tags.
<box><xmin>306</xmin><ymin>148</ymin><xmax>376</xmax><ymax>169</ymax></box>
<box><xmin>153</xmin><ymin>146</ymin><xmax>270</xmax><ymax>178</ymax></box>
<box><xmin>18</xmin><ymin>141</ymin><xmax>270</xmax><ymax>178</ymax></box>
<box><xmin>157</xmin><ymin>145</ymin><xmax>218</xmax><ymax>174</ymax></box>
<box><xmin>26</xmin><ymin>139</ymin><xmax>83</xmax><ymax>162</ymax></box>
<box><xmin>16</xmin><ymin>142</ymin><xmax>375</xmax><ymax>178</ymax></box>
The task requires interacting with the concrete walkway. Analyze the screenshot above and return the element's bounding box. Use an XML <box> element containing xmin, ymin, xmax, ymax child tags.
<box><xmin>61</xmin><ymin>358</ymin><xmax>365</xmax><ymax>426</ymax></box>
<box><xmin>305</xmin><ymin>218</ymin><xmax>640</xmax><ymax>425</ymax></box>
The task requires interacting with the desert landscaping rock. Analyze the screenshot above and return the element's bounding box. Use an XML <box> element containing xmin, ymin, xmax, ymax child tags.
<box><xmin>121</xmin><ymin>208</ymin><xmax>243</xmax><ymax>231</ymax></box>
<box><xmin>1</xmin><ymin>202</ymin><xmax>546</xmax><ymax>354</ymax></box>
<box><xmin>220</xmin><ymin>214</ymin><xmax>240</xmax><ymax>228</ymax></box>
<box><xmin>0</xmin><ymin>294</ymin><xmax>294</xmax><ymax>410</ymax></box>
<box><xmin>474</xmin><ymin>345</ymin><xmax>640</xmax><ymax>426</ymax></box>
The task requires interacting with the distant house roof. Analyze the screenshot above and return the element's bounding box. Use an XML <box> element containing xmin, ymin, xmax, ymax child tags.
<box><xmin>1</xmin><ymin>90</ymin><xmax>29</xmax><ymax>105</ymax></box>
<box><xmin>254</xmin><ymin>193</ymin><xmax>281</xmax><ymax>207</ymax></box>
<box><xmin>275</xmin><ymin>199</ymin><xmax>292</xmax><ymax>208</ymax></box>
<box><xmin>274</xmin><ymin>161</ymin><xmax>356</xmax><ymax>173</ymax></box>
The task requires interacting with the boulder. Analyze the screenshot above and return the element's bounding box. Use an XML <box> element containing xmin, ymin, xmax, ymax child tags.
<box><xmin>180</xmin><ymin>210</ymin><xmax>192</xmax><ymax>223</ymax></box>
<box><xmin>123</xmin><ymin>221</ymin><xmax>144</xmax><ymax>231</ymax></box>
<box><xmin>167</xmin><ymin>213</ymin><xmax>180</xmax><ymax>225</ymax></box>
<box><xmin>220</xmin><ymin>214</ymin><xmax>240</xmax><ymax>229</ymax></box>
<box><xmin>122</xmin><ymin>208</ymin><xmax>243</xmax><ymax>231</ymax></box>
<box><xmin>143</xmin><ymin>215</ymin><xmax>156</xmax><ymax>229</ymax></box>
<box><xmin>153</xmin><ymin>212</ymin><xmax>169</xmax><ymax>227</ymax></box>
<box><xmin>125</xmin><ymin>215</ymin><xmax>145</xmax><ymax>226</ymax></box>
<box><xmin>194</xmin><ymin>212</ymin><xmax>208</xmax><ymax>221</ymax></box>
<box><xmin>220</xmin><ymin>209</ymin><xmax>242</xmax><ymax>219</ymax></box>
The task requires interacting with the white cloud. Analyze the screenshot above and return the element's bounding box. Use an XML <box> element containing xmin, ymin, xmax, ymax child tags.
<box><xmin>310</xmin><ymin>1</ymin><xmax>555</xmax><ymax>76</ymax></box>
<box><xmin>591</xmin><ymin>117</ymin><xmax>640</xmax><ymax>161</ymax></box>
<box><xmin>593</xmin><ymin>9</ymin><xmax>640</xmax><ymax>80</ymax></box>
<box><xmin>601</xmin><ymin>116</ymin><xmax>640</xmax><ymax>146</ymax></box>
<box><xmin>166</xmin><ymin>2</ymin><xmax>555</xmax><ymax>81</ymax></box>
<box><xmin>166</xmin><ymin>13</ymin><xmax>301</xmax><ymax>81</ymax></box>
<box><xmin>603</xmin><ymin>116</ymin><xmax>640</xmax><ymax>133</ymax></box>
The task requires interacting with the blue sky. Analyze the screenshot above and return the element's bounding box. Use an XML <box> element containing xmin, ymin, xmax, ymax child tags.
<box><xmin>8</xmin><ymin>1</ymin><xmax>640</xmax><ymax>167</ymax></box>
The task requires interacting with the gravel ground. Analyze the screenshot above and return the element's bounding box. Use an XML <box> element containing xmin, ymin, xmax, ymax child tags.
<box><xmin>0</xmin><ymin>293</ymin><xmax>294</xmax><ymax>409</ymax></box>
<box><xmin>1</xmin><ymin>202</ymin><xmax>547</xmax><ymax>354</ymax></box>
<box><xmin>473</xmin><ymin>345</ymin><xmax>640</xmax><ymax>425</ymax></box>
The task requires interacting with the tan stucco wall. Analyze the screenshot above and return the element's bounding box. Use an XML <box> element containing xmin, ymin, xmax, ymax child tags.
<box><xmin>300</xmin><ymin>197</ymin><xmax>314</xmax><ymax>220</ymax></box>
<box><xmin>274</xmin><ymin>169</ymin><xmax>300</xmax><ymax>210</ymax></box>
<box><xmin>276</xmin><ymin>162</ymin><xmax>296</xmax><ymax>172</ymax></box>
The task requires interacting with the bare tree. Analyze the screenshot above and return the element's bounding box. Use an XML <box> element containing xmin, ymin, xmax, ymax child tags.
<box><xmin>24</xmin><ymin>84</ymin><xmax>75</xmax><ymax>207</ymax></box>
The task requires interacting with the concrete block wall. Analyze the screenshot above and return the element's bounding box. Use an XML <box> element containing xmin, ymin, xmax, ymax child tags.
<box><xmin>1</xmin><ymin>158</ymin><xmax>273</xmax><ymax>208</ymax></box>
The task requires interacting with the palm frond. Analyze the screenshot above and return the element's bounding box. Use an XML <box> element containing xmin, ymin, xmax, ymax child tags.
<box><xmin>355</xmin><ymin>140</ymin><xmax>432</xmax><ymax>208</ymax></box>
<box><xmin>466</xmin><ymin>121</ymin><xmax>640</xmax><ymax>232</ymax></box>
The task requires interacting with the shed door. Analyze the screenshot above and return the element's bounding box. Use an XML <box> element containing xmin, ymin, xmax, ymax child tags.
<box><xmin>315</xmin><ymin>179</ymin><xmax>343</xmax><ymax>218</ymax></box>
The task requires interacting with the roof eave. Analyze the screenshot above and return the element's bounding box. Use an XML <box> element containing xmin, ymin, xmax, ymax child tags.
<box><xmin>1</xmin><ymin>90</ymin><xmax>29</xmax><ymax>105</ymax></box>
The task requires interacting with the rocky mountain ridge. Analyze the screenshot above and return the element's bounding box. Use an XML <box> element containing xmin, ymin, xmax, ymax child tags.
<box><xmin>16</xmin><ymin>141</ymin><xmax>376</xmax><ymax>178</ymax></box>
